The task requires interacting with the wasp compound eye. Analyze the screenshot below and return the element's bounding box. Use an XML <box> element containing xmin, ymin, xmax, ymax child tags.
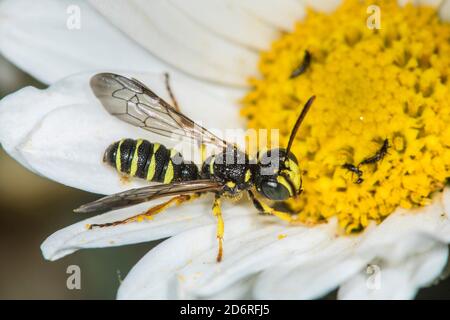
<box><xmin>260</xmin><ymin>180</ymin><xmax>291</xmax><ymax>200</ymax></box>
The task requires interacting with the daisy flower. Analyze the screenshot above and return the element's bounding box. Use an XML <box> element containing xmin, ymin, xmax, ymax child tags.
<box><xmin>1</xmin><ymin>0</ymin><xmax>450</xmax><ymax>300</ymax></box>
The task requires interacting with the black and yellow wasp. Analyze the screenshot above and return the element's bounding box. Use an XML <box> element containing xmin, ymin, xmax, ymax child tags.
<box><xmin>76</xmin><ymin>73</ymin><xmax>315</xmax><ymax>262</ymax></box>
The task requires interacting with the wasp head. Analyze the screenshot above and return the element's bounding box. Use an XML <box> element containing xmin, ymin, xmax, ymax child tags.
<box><xmin>255</xmin><ymin>148</ymin><xmax>302</xmax><ymax>201</ymax></box>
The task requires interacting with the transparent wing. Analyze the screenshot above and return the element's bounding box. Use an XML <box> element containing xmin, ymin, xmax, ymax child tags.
<box><xmin>90</xmin><ymin>73</ymin><xmax>230</xmax><ymax>150</ymax></box>
<box><xmin>74</xmin><ymin>180</ymin><xmax>223</xmax><ymax>214</ymax></box>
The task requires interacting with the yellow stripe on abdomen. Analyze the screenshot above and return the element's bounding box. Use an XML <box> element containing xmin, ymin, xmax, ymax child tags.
<box><xmin>163</xmin><ymin>160</ymin><xmax>174</xmax><ymax>184</ymax></box>
<box><xmin>115</xmin><ymin>139</ymin><xmax>124</xmax><ymax>172</ymax></box>
<box><xmin>130</xmin><ymin>139</ymin><xmax>143</xmax><ymax>177</ymax></box>
<box><xmin>146</xmin><ymin>143</ymin><xmax>160</xmax><ymax>181</ymax></box>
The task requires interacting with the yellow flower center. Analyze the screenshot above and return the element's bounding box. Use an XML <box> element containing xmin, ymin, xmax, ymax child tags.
<box><xmin>241</xmin><ymin>0</ymin><xmax>450</xmax><ymax>233</ymax></box>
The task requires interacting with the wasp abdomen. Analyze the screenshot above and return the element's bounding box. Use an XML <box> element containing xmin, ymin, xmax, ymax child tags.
<box><xmin>104</xmin><ymin>139</ymin><xmax>198</xmax><ymax>183</ymax></box>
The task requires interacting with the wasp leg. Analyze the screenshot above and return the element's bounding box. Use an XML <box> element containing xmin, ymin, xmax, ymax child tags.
<box><xmin>164</xmin><ymin>72</ymin><xmax>180</xmax><ymax>112</ymax></box>
<box><xmin>200</xmin><ymin>143</ymin><xmax>208</xmax><ymax>162</ymax></box>
<box><xmin>212</xmin><ymin>194</ymin><xmax>224</xmax><ymax>262</ymax></box>
<box><xmin>248</xmin><ymin>190</ymin><xmax>300</xmax><ymax>223</ymax></box>
<box><xmin>89</xmin><ymin>194</ymin><xmax>196</xmax><ymax>229</ymax></box>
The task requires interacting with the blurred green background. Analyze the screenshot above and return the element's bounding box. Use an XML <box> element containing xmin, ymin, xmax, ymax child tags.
<box><xmin>0</xmin><ymin>54</ymin><xmax>449</xmax><ymax>299</ymax></box>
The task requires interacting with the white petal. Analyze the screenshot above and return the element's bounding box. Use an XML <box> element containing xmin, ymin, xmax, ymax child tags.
<box><xmin>337</xmin><ymin>193</ymin><xmax>450</xmax><ymax>299</ymax></box>
<box><xmin>117</xmin><ymin>214</ymin><xmax>257</xmax><ymax>299</ymax></box>
<box><xmin>442</xmin><ymin>187</ymin><xmax>450</xmax><ymax>216</ymax></box>
<box><xmin>168</xmin><ymin>0</ymin><xmax>279</xmax><ymax>50</ymax></box>
<box><xmin>338</xmin><ymin>240</ymin><xmax>448</xmax><ymax>300</ymax></box>
<box><xmin>118</xmin><ymin>193</ymin><xmax>450</xmax><ymax>299</ymax></box>
<box><xmin>425</xmin><ymin>0</ymin><xmax>446</xmax><ymax>6</ymax></box>
<box><xmin>254</xmin><ymin>191</ymin><xmax>450</xmax><ymax>300</ymax></box>
<box><xmin>89</xmin><ymin>0</ymin><xmax>259</xmax><ymax>87</ymax></box>
<box><xmin>438</xmin><ymin>187</ymin><xmax>450</xmax><ymax>241</ymax></box>
<box><xmin>235</xmin><ymin>0</ymin><xmax>306</xmax><ymax>31</ymax></box>
<box><xmin>0</xmin><ymin>0</ymin><xmax>171</xmax><ymax>84</ymax></box>
<box><xmin>253</xmin><ymin>237</ymin><xmax>367</xmax><ymax>299</ymax></box>
<box><xmin>206</xmin><ymin>275</ymin><xmax>255</xmax><ymax>300</ymax></box>
<box><xmin>0</xmin><ymin>71</ymin><xmax>243</xmax><ymax>194</ymax></box>
<box><xmin>355</xmin><ymin>193</ymin><xmax>449</xmax><ymax>261</ymax></box>
<box><xmin>42</xmin><ymin>197</ymin><xmax>253</xmax><ymax>262</ymax></box>
<box><xmin>118</xmin><ymin>217</ymin><xmax>340</xmax><ymax>299</ymax></box>
<box><xmin>440</xmin><ymin>0</ymin><xmax>450</xmax><ymax>22</ymax></box>
<box><xmin>0</xmin><ymin>86</ymin><xmax>60</xmax><ymax>171</ymax></box>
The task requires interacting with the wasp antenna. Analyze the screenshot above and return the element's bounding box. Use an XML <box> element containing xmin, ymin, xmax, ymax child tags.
<box><xmin>286</xmin><ymin>95</ymin><xmax>315</xmax><ymax>155</ymax></box>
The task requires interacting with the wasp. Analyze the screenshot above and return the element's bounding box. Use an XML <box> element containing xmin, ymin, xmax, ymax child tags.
<box><xmin>359</xmin><ymin>139</ymin><xmax>390</xmax><ymax>166</ymax></box>
<box><xmin>76</xmin><ymin>73</ymin><xmax>315</xmax><ymax>262</ymax></box>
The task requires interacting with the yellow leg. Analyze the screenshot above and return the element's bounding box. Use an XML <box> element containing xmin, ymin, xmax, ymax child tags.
<box><xmin>200</xmin><ymin>143</ymin><xmax>207</xmax><ymax>163</ymax></box>
<box><xmin>248</xmin><ymin>190</ymin><xmax>298</xmax><ymax>223</ymax></box>
<box><xmin>212</xmin><ymin>195</ymin><xmax>224</xmax><ymax>262</ymax></box>
<box><xmin>89</xmin><ymin>194</ymin><xmax>196</xmax><ymax>229</ymax></box>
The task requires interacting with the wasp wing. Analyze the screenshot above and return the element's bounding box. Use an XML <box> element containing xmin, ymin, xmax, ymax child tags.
<box><xmin>74</xmin><ymin>180</ymin><xmax>223</xmax><ymax>214</ymax></box>
<box><xmin>90</xmin><ymin>73</ymin><xmax>230</xmax><ymax>150</ymax></box>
